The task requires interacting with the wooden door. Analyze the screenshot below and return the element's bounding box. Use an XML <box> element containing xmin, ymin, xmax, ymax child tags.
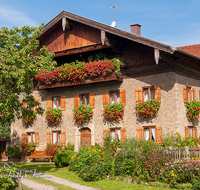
<box><xmin>0</xmin><ymin>141</ymin><xmax>7</xmax><ymax>161</ymax></box>
<box><xmin>81</xmin><ymin>128</ymin><xmax>91</xmax><ymax>147</ymax></box>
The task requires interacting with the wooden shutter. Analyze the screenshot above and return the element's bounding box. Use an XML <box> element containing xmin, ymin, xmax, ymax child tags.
<box><xmin>136</xmin><ymin>127</ymin><xmax>143</xmax><ymax>140</ymax></box>
<box><xmin>135</xmin><ymin>88</ymin><xmax>142</xmax><ymax>104</ymax></box>
<box><xmin>46</xmin><ymin>132</ymin><xmax>52</xmax><ymax>144</ymax></box>
<box><xmin>34</xmin><ymin>98</ymin><xmax>39</xmax><ymax>112</ymax></box>
<box><xmin>185</xmin><ymin>126</ymin><xmax>189</xmax><ymax>137</ymax></box>
<box><xmin>120</xmin><ymin>90</ymin><xmax>126</xmax><ymax>105</ymax></box>
<box><xmin>35</xmin><ymin>132</ymin><xmax>39</xmax><ymax>146</ymax></box>
<box><xmin>89</xmin><ymin>93</ymin><xmax>95</xmax><ymax>108</ymax></box>
<box><xmin>21</xmin><ymin>133</ymin><xmax>26</xmax><ymax>144</ymax></box>
<box><xmin>155</xmin><ymin>126</ymin><xmax>162</xmax><ymax>144</ymax></box>
<box><xmin>194</xmin><ymin>127</ymin><xmax>198</xmax><ymax>137</ymax></box>
<box><xmin>192</xmin><ymin>88</ymin><xmax>196</xmax><ymax>100</ymax></box>
<box><xmin>74</xmin><ymin>94</ymin><xmax>79</xmax><ymax>107</ymax></box>
<box><xmin>47</xmin><ymin>97</ymin><xmax>52</xmax><ymax>110</ymax></box>
<box><xmin>22</xmin><ymin>101</ymin><xmax>26</xmax><ymax>108</ymax></box>
<box><xmin>61</xmin><ymin>96</ymin><xmax>66</xmax><ymax>110</ymax></box>
<box><xmin>61</xmin><ymin>131</ymin><xmax>66</xmax><ymax>146</ymax></box>
<box><xmin>103</xmin><ymin>92</ymin><xmax>108</xmax><ymax>107</ymax></box>
<box><xmin>103</xmin><ymin>129</ymin><xmax>109</xmax><ymax>138</ymax></box>
<box><xmin>121</xmin><ymin>128</ymin><xmax>126</xmax><ymax>142</ymax></box>
<box><xmin>154</xmin><ymin>86</ymin><xmax>161</xmax><ymax>101</ymax></box>
<box><xmin>183</xmin><ymin>86</ymin><xmax>188</xmax><ymax>102</ymax></box>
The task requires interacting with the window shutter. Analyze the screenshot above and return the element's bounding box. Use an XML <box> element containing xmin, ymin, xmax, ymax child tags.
<box><xmin>47</xmin><ymin>97</ymin><xmax>52</xmax><ymax>110</ymax></box>
<box><xmin>35</xmin><ymin>132</ymin><xmax>39</xmax><ymax>146</ymax></box>
<box><xmin>135</xmin><ymin>88</ymin><xmax>142</xmax><ymax>104</ymax></box>
<box><xmin>61</xmin><ymin>96</ymin><xmax>66</xmax><ymax>110</ymax></box>
<box><xmin>89</xmin><ymin>93</ymin><xmax>95</xmax><ymax>108</ymax></box>
<box><xmin>136</xmin><ymin>127</ymin><xmax>143</xmax><ymax>140</ymax></box>
<box><xmin>155</xmin><ymin>127</ymin><xmax>162</xmax><ymax>144</ymax></box>
<box><xmin>34</xmin><ymin>99</ymin><xmax>39</xmax><ymax>112</ymax></box>
<box><xmin>103</xmin><ymin>129</ymin><xmax>109</xmax><ymax>138</ymax></box>
<box><xmin>21</xmin><ymin>133</ymin><xmax>26</xmax><ymax>144</ymax></box>
<box><xmin>154</xmin><ymin>86</ymin><xmax>161</xmax><ymax>101</ymax></box>
<box><xmin>183</xmin><ymin>86</ymin><xmax>188</xmax><ymax>102</ymax></box>
<box><xmin>192</xmin><ymin>88</ymin><xmax>196</xmax><ymax>100</ymax></box>
<box><xmin>74</xmin><ymin>94</ymin><xmax>79</xmax><ymax>107</ymax></box>
<box><xmin>120</xmin><ymin>90</ymin><xmax>126</xmax><ymax>105</ymax></box>
<box><xmin>61</xmin><ymin>131</ymin><xmax>66</xmax><ymax>146</ymax></box>
<box><xmin>185</xmin><ymin>126</ymin><xmax>189</xmax><ymax>137</ymax></box>
<box><xmin>46</xmin><ymin>132</ymin><xmax>51</xmax><ymax>144</ymax></box>
<box><xmin>103</xmin><ymin>92</ymin><xmax>108</xmax><ymax>107</ymax></box>
<box><xmin>22</xmin><ymin>101</ymin><xmax>26</xmax><ymax>108</ymax></box>
<box><xmin>121</xmin><ymin>128</ymin><xmax>126</xmax><ymax>142</ymax></box>
<box><xmin>194</xmin><ymin>127</ymin><xmax>198</xmax><ymax>137</ymax></box>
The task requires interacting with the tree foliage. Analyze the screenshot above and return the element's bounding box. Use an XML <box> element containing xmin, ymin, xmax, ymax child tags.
<box><xmin>0</xmin><ymin>25</ymin><xmax>57</xmax><ymax>137</ymax></box>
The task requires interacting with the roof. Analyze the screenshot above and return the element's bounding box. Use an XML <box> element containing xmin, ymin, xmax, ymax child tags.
<box><xmin>178</xmin><ymin>44</ymin><xmax>200</xmax><ymax>58</ymax></box>
<box><xmin>38</xmin><ymin>10</ymin><xmax>176</xmax><ymax>54</ymax></box>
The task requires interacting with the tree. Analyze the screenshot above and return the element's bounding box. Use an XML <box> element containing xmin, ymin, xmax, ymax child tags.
<box><xmin>0</xmin><ymin>25</ymin><xmax>57</xmax><ymax>137</ymax></box>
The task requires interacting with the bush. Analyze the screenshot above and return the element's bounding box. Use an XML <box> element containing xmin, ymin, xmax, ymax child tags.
<box><xmin>5</xmin><ymin>146</ymin><xmax>21</xmax><ymax>157</ymax></box>
<box><xmin>64</xmin><ymin>142</ymin><xmax>74</xmax><ymax>151</ymax></box>
<box><xmin>53</xmin><ymin>149</ymin><xmax>74</xmax><ymax>167</ymax></box>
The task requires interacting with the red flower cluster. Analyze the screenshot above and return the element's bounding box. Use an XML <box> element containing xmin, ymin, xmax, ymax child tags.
<box><xmin>20</xmin><ymin>141</ymin><xmax>36</xmax><ymax>155</ymax></box>
<box><xmin>45</xmin><ymin>108</ymin><xmax>62</xmax><ymax>125</ymax></box>
<box><xmin>20</xmin><ymin>109</ymin><xmax>37</xmax><ymax>125</ymax></box>
<box><xmin>185</xmin><ymin>100</ymin><xmax>200</xmax><ymax>121</ymax></box>
<box><xmin>45</xmin><ymin>143</ymin><xmax>63</xmax><ymax>156</ymax></box>
<box><xmin>36</xmin><ymin>58</ymin><xmax>127</xmax><ymax>85</ymax></box>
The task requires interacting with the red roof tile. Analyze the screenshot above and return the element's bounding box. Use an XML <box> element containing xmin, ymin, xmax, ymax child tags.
<box><xmin>178</xmin><ymin>44</ymin><xmax>200</xmax><ymax>58</ymax></box>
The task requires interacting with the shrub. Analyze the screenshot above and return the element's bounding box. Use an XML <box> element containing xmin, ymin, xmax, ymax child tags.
<box><xmin>73</xmin><ymin>105</ymin><xmax>93</xmax><ymax>124</ymax></box>
<box><xmin>20</xmin><ymin>142</ymin><xmax>36</xmax><ymax>155</ymax></box>
<box><xmin>53</xmin><ymin>149</ymin><xmax>74</xmax><ymax>167</ymax></box>
<box><xmin>45</xmin><ymin>108</ymin><xmax>62</xmax><ymax>125</ymax></box>
<box><xmin>102</xmin><ymin>103</ymin><xmax>124</xmax><ymax>123</ymax></box>
<box><xmin>5</xmin><ymin>146</ymin><xmax>21</xmax><ymax>157</ymax></box>
<box><xmin>45</xmin><ymin>143</ymin><xmax>63</xmax><ymax>156</ymax></box>
<box><xmin>64</xmin><ymin>142</ymin><xmax>74</xmax><ymax>151</ymax></box>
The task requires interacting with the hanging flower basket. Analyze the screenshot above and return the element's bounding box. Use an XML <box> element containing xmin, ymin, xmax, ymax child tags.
<box><xmin>102</xmin><ymin>103</ymin><xmax>124</xmax><ymax>123</ymax></box>
<box><xmin>45</xmin><ymin>108</ymin><xmax>62</xmax><ymax>125</ymax></box>
<box><xmin>184</xmin><ymin>100</ymin><xmax>200</xmax><ymax>121</ymax></box>
<box><xmin>134</xmin><ymin>99</ymin><xmax>161</xmax><ymax>118</ymax></box>
<box><xmin>20</xmin><ymin>108</ymin><xmax>37</xmax><ymax>125</ymax></box>
<box><xmin>73</xmin><ymin>105</ymin><xmax>93</xmax><ymax>125</ymax></box>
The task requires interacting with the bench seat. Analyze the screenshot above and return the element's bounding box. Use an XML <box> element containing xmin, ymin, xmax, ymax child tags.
<box><xmin>26</xmin><ymin>151</ymin><xmax>53</xmax><ymax>162</ymax></box>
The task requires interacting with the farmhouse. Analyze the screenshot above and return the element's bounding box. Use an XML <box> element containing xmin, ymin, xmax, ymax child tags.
<box><xmin>2</xmin><ymin>10</ymin><xmax>200</xmax><ymax>158</ymax></box>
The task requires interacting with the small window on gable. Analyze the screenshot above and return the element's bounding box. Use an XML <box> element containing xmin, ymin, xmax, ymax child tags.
<box><xmin>185</xmin><ymin>126</ymin><xmax>197</xmax><ymax>137</ymax></box>
<box><xmin>183</xmin><ymin>86</ymin><xmax>196</xmax><ymax>102</ymax></box>
<box><xmin>143</xmin><ymin>87</ymin><xmax>155</xmax><ymax>101</ymax></box>
<box><xmin>27</xmin><ymin>132</ymin><xmax>35</xmax><ymax>143</ymax></box>
<box><xmin>52</xmin><ymin>131</ymin><xmax>61</xmax><ymax>144</ymax></box>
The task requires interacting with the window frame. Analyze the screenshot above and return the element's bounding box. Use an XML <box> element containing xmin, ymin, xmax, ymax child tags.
<box><xmin>188</xmin><ymin>126</ymin><xmax>195</xmax><ymax>137</ymax></box>
<box><xmin>143</xmin><ymin>126</ymin><xmax>156</xmax><ymax>142</ymax></box>
<box><xmin>110</xmin><ymin>128</ymin><xmax>121</xmax><ymax>141</ymax></box>
<box><xmin>142</xmin><ymin>86</ymin><xmax>155</xmax><ymax>101</ymax></box>
<box><xmin>26</xmin><ymin>132</ymin><xmax>35</xmax><ymax>143</ymax></box>
<box><xmin>187</xmin><ymin>86</ymin><xmax>192</xmax><ymax>101</ymax></box>
<box><xmin>52</xmin><ymin>96</ymin><xmax>61</xmax><ymax>110</ymax></box>
<box><xmin>109</xmin><ymin>90</ymin><xmax>120</xmax><ymax>104</ymax></box>
<box><xmin>80</xmin><ymin>93</ymin><xmax>90</xmax><ymax>106</ymax></box>
<box><xmin>52</xmin><ymin>131</ymin><xmax>61</xmax><ymax>144</ymax></box>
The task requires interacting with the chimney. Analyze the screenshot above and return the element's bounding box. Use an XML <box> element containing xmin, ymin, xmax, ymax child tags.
<box><xmin>130</xmin><ymin>24</ymin><xmax>141</xmax><ymax>35</ymax></box>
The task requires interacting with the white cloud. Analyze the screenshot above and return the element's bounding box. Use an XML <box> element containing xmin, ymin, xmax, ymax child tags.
<box><xmin>0</xmin><ymin>5</ymin><xmax>39</xmax><ymax>28</ymax></box>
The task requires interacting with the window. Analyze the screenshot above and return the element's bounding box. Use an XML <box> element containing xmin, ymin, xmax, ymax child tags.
<box><xmin>46</xmin><ymin>96</ymin><xmax>66</xmax><ymax>110</ymax></box>
<box><xmin>27</xmin><ymin>132</ymin><xmax>35</xmax><ymax>143</ymax></box>
<box><xmin>103</xmin><ymin>128</ymin><xmax>126</xmax><ymax>142</ymax></box>
<box><xmin>74</xmin><ymin>93</ymin><xmax>95</xmax><ymax>108</ymax></box>
<box><xmin>136</xmin><ymin>126</ymin><xmax>162</xmax><ymax>144</ymax></box>
<box><xmin>52</xmin><ymin>131</ymin><xmax>61</xmax><ymax>144</ymax></box>
<box><xmin>143</xmin><ymin>87</ymin><xmax>154</xmax><ymax>101</ymax></box>
<box><xmin>183</xmin><ymin>86</ymin><xmax>196</xmax><ymax>102</ymax></box>
<box><xmin>22</xmin><ymin>99</ymin><xmax>39</xmax><ymax>111</ymax></box>
<box><xmin>103</xmin><ymin>90</ymin><xmax>126</xmax><ymax>107</ymax></box>
<box><xmin>185</xmin><ymin>126</ymin><xmax>197</xmax><ymax>137</ymax></box>
<box><xmin>52</xmin><ymin>96</ymin><xmax>61</xmax><ymax>109</ymax></box>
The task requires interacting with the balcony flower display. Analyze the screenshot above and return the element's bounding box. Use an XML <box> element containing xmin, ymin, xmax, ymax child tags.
<box><xmin>35</xmin><ymin>58</ymin><xmax>127</xmax><ymax>85</ymax></box>
<box><xmin>20</xmin><ymin>108</ymin><xmax>37</xmax><ymax>125</ymax></box>
<box><xmin>20</xmin><ymin>141</ymin><xmax>36</xmax><ymax>155</ymax></box>
<box><xmin>73</xmin><ymin>105</ymin><xmax>93</xmax><ymax>125</ymax></box>
<box><xmin>102</xmin><ymin>103</ymin><xmax>124</xmax><ymax>123</ymax></box>
<box><xmin>134</xmin><ymin>99</ymin><xmax>161</xmax><ymax>118</ymax></box>
<box><xmin>185</xmin><ymin>100</ymin><xmax>200</xmax><ymax>121</ymax></box>
<box><xmin>45</xmin><ymin>108</ymin><xmax>62</xmax><ymax>125</ymax></box>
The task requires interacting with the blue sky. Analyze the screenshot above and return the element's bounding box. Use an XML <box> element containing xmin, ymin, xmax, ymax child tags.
<box><xmin>0</xmin><ymin>0</ymin><xmax>200</xmax><ymax>47</ymax></box>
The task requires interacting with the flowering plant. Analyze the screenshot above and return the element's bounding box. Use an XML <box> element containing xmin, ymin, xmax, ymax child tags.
<box><xmin>45</xmin><ymin>143</ymin><xmax>63</xmax><ymax>156</ymax></box>
<box><xmin>184</xmin><ymin>100</ymin><xmax>200</xmax><ymax>121</ymax></box>
<box><xmin>36</xmin><ymin>58</ymin><xmax>127</xmax><ymax>85</ymax></box>
<box><xmin>73</xmin><ymin>105</ymin><xmax>93</xmax><ymax>124</ymax></box>
<box><xmin>20</xmin><ymin>108</ymin><xmax>37</xmax><ymax>125</ymax></box>
<box><xmin>45</xmin><ymin>108</ymin><xmax>62</xmax><ymax>125</ymax></box>
<box><xmin>20</xmin><ymin>141</ymin><xmax>36</xmax><ymax>155</ymax></box>
<box><xmin>102</xmin><ymin>103</ymin><xmax>124</xmax><ymax>123</ymax></box>
<box><xmin>5</xmin><ymin>146</ymin><xmax>22</xmax><ymax>157</ymax></box>
<box><xmin>134</xmin><ymin>99</ymin><xmax>161</xmax><ymax>118</ymax></box>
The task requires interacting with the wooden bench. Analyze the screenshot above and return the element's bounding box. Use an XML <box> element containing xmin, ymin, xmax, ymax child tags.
<box><xmin>26</xmin><ymin>151</ymin><xmax>53</xmax><ymax>162</ymax></box>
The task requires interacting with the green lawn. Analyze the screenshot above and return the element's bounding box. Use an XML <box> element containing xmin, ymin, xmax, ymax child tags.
<box><xmin>17</xmin><ymin>163</ymin><xmax>181</xmax><ymax>190</ymax></box>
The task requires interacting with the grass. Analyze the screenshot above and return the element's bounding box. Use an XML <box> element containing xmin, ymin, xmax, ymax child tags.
<box><xmin>17</xmin><ymin>163</ymin><xmax>178</xmax><ymax>190</ymax></box>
